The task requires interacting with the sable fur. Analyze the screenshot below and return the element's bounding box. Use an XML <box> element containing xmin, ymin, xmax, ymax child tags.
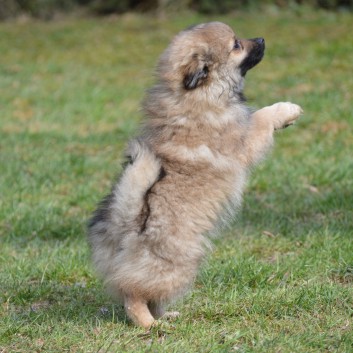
<box><xmin>88</xmin><ymin>22</ymin><xmax>302</xmax><ymax>328</ymax></box>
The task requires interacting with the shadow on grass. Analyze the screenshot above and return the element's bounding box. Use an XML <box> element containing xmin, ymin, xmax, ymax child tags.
<box><xmin>1</xmin><ymin>280</ymin><xmax>129</xmax><ymax>339</ymax></box>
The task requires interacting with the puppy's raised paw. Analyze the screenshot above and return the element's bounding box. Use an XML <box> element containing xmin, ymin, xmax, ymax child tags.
<box><xmin>272</xmin><ymin>102</ymin><xmax>303</xmax><ymax>130</ymax></box>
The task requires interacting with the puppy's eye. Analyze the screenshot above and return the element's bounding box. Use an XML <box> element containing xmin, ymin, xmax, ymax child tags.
<box><xmin>233</xmin><ymin>40</ymin><xmax>241</xmax><ymax>50</ymax></box>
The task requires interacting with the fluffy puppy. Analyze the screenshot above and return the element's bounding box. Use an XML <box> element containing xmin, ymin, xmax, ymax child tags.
<box><xmin>88</xmin><ymin>22</ymin><xmax>302</xmax><ymax>328</ymax></box>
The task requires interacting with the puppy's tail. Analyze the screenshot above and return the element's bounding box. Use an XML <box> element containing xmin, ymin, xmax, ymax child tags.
<box><xmin>114</xmin><ymin>139</ymin><xmax>162</xmax><ymax>223</ymax></box>
<box><xmin>88</xmin><ymin>139</ymin><xmax>162</xmax><ymax>235</ymax></box>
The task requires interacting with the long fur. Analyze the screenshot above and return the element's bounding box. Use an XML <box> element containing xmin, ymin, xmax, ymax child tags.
<box><xmin>88</xmin><ymin>22</ymin><xmax>302</xmax><ymax>328</ymax></box>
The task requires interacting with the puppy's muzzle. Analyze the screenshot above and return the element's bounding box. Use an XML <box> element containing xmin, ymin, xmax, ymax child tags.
<box><xmin>239</xmin><ymin>37</ymin><xmax>265</xmax><ymax>76</ymax></box>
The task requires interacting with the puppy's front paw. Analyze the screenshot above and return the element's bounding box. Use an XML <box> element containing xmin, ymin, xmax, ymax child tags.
<box><xmin>271</xmin><ymin>102</ymin><xmax>303</xmax><ymax>130</ymax></box>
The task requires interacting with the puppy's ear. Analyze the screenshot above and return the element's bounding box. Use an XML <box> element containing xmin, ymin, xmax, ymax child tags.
<box><xmin>182</xmin><ymin>54</ymin><xmax>209</xmax><ymax>90</ymax></box>
<box><xmin>183</xmin><ymin>66</ymin><xmax>208</xmax><ymax>90</ymax></box>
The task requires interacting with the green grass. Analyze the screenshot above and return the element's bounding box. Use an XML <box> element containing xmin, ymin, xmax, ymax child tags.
<box><xmin>1</xmin><ymin>9</ymin><xmax>353</xmax><ymax>353</ymax></box>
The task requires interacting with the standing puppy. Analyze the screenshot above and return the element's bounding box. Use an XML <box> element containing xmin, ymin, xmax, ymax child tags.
<box><xmin>88</xmin><ymin>22</ymin><xmax>302</xmax><ymax>328</ymax></box>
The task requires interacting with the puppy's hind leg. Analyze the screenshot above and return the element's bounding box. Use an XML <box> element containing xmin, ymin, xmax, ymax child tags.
<box><xmin>148</xmin><ymin>301</ymin><xmax>165</xmax><ymax>319</ymax></box>
<box><xmin>124</xmin><ymin>295</ymin><xmax>155</xmax><ymax>329</ymax></box>
<box><xmin>148</xmin><ymin>302</ymin><xmax>180</xmax><ymax>321</ymax></box>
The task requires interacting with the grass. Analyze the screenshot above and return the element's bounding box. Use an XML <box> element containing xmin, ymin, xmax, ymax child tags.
<box><xmin>1</xmin><ymin>9</ymin><xmax>353</xmax><ymax>353</ymax></box>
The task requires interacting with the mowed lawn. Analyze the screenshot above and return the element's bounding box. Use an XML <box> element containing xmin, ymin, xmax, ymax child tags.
<box><xmin>1</xmin><ymin>9</ymin><xmax>353</xmax><ymax>353</ymax></box>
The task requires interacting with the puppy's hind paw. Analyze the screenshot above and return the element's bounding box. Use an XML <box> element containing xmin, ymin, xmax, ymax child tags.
<box><xmin>149</xmin><ymin>319</ymin><xmax>177</xmax><ymax>334</ymax></box>
<box><xmin>162</xmin><ymin>311</ymin><xmax>180</xmax><ymax>321</ymax></box>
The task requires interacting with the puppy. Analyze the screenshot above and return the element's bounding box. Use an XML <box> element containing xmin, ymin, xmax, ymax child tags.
<box><xmin>88</xmin><ymin>22</ymin><xmax>302</xmax><ymax>328</ymax></box>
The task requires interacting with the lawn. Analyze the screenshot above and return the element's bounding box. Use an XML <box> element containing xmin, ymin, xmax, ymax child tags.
<box><xmin>1</xmin><ymin>9</ymin><xmax>353</xmax><ymax>353</ymax></box>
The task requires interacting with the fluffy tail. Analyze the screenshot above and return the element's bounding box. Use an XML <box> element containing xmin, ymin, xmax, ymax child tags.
<box><xmin>88</xmin><ymin>139</ymin><xmax>162</xmax><ymax>237</ymax></box>
<box><xmin>112</xmin><ymin>139</ymin><xmax>162</xmax><ymax>224</ymax></box>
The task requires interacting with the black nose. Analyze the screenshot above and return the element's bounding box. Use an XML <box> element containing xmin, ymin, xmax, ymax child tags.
<box><xmin>254</xmin><ymin>37</ymin><xmax>265</xmax><ymax>45</ymax></box>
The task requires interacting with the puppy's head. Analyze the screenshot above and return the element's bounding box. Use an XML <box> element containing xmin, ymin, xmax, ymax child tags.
<box><xmin>157</xmin><ymin>22</ymin><xmax>264</xmax><ymax>96</ymax></box>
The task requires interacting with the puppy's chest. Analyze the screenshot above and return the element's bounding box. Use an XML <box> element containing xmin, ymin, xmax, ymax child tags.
<box><xmin>170</xmin><ymin>126</ymin><xmax>241</xmax><ymax>168</ymax></box>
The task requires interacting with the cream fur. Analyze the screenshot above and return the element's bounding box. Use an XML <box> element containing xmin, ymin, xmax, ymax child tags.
<box><xmin>88</xmin><ymin>22</ymin><xmax>302</xmax><ymax>328</ymax></box>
